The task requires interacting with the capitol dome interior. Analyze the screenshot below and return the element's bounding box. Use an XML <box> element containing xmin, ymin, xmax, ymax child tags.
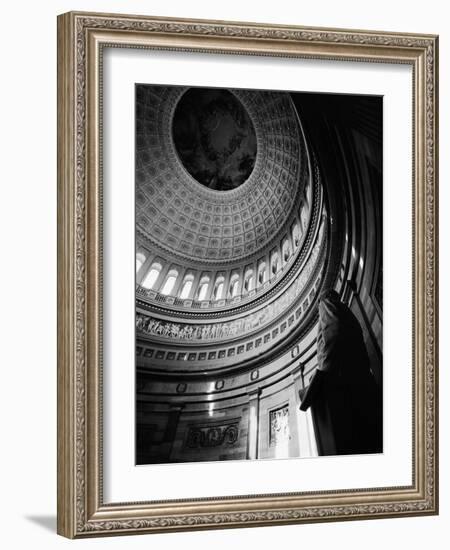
<box><xmin>135</xmin><ymin>85</ymin><xmax>383</xmax><ymax>465</ymax></box>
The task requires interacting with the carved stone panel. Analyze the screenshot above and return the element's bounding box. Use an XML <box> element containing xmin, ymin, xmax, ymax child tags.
<box><xmin>185</xmin><ymin>420</ymin><xmax>240</xmax><ymax>449</ymax></box>
<box><xmin>269</xmin><ymin>405</ymin><xmax>290</xmax><ymax>447</ymax></box>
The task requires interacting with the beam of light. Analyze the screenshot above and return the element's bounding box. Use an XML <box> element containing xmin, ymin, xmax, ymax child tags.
<box><xmin>207</xmin><ymin>381</ymin><xmax>215</xmax><ymax>417</ymax></box>
<box><xmin>248</xmin><ymin>404</ymin><xmax>257</xmax><ymax>459</ymax></box>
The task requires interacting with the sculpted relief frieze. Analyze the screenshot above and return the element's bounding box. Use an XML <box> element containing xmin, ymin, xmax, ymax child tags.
<box><xmin>136</xmin><ymin>224</ymin><xmax>325</xmax><ymax>343</ymax></box>
<box><xmin>185</xmin><ymin>423</ymin><xmax>240</xmax><ymax>449</ymax></box>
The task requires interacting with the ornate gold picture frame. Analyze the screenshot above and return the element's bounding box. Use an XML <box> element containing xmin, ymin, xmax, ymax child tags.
<box><xmin>57</xmin><ymin>11</ymin><xmax>438</xmax><ymax>538</ymax></box>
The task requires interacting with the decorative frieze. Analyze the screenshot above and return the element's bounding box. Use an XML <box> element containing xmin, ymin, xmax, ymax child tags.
<box><xmin>185</xmin><ymin>422</ymin><xmax>239</xmax><ymax>449</ymax></box>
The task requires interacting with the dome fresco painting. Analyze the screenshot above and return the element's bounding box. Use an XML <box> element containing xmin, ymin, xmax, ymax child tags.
<box><xmin>135</xmin><ymin>85</ymin><xmax>384</xmax><ymax>465</ymax></box>
<box><xmin>173</xmin><ymin>88</ymin><xmax>257</xmax><ymax>191</ymax></box>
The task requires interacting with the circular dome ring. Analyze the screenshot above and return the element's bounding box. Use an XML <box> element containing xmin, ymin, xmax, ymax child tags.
<box><xmin>172</xmin><ymin>88</ymin><xmax>258</xmax><ymax>192</ymax></box>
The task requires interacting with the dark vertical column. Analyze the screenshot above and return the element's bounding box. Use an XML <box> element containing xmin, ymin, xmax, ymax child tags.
<box><xmin>166</xmin><ymin>404</ymin><xmax>184</xmax><ymax>461</ymax></box>
<box><xmin>347</xmin><ymin>278</ymin><xmax>382</xmax><ymax>385</ymax></box>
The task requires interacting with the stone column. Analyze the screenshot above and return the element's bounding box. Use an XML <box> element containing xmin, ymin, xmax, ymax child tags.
<box><xmin>166</xmin><ymin>404</ymin><xmax>184</xmax><ymax>461</ymax></box>
<box><xmin>189</xmin><ymin>271</ymin><xmax>201</xmax><ymax>300</ymax></box>
<box><xmin>235</xmin><ymin>267</ymin><xmax>245</xmax><ymax>297</ymax></box>
<box><xmin>203</xmin><ymin>272</ymin><xmax>215</xmax><ymax>301</ymax></box>
<box><xmin>347</xmin><ymin>279</ymin><xmax>382</xmax><ymax>357</ymax></box>
<box><xmin>153</xmin><ymin>263</ymin><xmax>171</xmax><ymax>293</ymax></box>
<box><xmin>246</xmin><ymin>388</ymin><xmax>261</xmax><ymax>460</ymax></box>
<box><xmin>136</xmin><ymin>252</ymin><xmax>156</xmax><ymax>285</ymax></box>
<box><xmin>170</xmin><ymin>267</ymin><xmax>185</xmax><ymax>297</ymax></box>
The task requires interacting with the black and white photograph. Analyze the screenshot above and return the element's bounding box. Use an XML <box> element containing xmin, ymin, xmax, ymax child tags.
<box><xmin>135</xmin><ymin>84</ymin><xmax>383</xmax><ymax>465</ymax></box>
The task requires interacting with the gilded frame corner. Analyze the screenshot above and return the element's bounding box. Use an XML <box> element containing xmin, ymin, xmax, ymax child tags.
<box><xmin>57</xmin><ymin>10</ymin><xmax>439</xmax><ymax>539</ymax></box>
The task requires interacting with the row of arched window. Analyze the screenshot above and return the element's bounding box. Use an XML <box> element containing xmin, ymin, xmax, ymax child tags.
<box><xmin>137</xmin><ymin>262</ymin><xmax>250</xmax><ymax>301</ymax></box>
<box><xmin>138</xmin><ymin>251</ymin><xmax>288</xmax><ymax>303</ymax></box>
<box><xmin>136</xmin><ymin>202</ymin><xmax>311</xmax><ymax>302</ymax></box>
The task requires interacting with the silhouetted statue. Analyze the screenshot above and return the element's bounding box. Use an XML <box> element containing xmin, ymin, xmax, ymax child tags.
<box><xmin>300</xmin><ymin>289</ymin><xmax>382</xmax><ymax>455</ymax></box>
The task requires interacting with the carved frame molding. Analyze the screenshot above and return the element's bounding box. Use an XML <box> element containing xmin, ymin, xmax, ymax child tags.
<box><xmin>57</xmin><ymin>11</ymin><xmax>438</xmax><ymax>538</ymax></box>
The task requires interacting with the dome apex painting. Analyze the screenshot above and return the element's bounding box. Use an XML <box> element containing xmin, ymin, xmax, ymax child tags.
<box><xmin>173</xmin><ymin>88</ymin><xmax>257</xmax><ymax>191</ymax></box>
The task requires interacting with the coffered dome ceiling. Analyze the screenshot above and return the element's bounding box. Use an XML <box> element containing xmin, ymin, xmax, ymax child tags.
<box><xmin>136</xmin><ymin>85</ymin><xmax>307</xmax><ymax>265</ymax></box>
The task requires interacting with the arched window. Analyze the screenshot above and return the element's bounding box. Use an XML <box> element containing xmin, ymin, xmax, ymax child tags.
<box><xmin>258</xmin><ymin>262</ymin><xmax>267</xmax><ymax>286</ymax></box>
<box><xmin>196</xmin><ymin>276</ymin><xmax>210</xmax><ymax>301</ymax></box>
<box><xmin>229</xmin><ymin>275</ymin><xmax>240</xmax><ymax>298</ymax></box>
<box><xmin>300</xmin><ymin>203</ymin><xmax>308</xmax><ymax>232</ymax></box>
<box><xmin>136</xmin><ymin>252</ymin><xmax>146</xmax><ymax>273</ymax></box>
<box><xmin>160</xmin><ymin>269</ymin><xmax>179</xmax><ymax>295</ymax></box>
<box><xmin>141</xmin><ymin>262</ymin><xmax>162</xmax><ymax>289</ymax></box>
<box><xmin>179</xmin><ymin>274</ymin><xmax>194</xmax><ymax>300</ymax></box>
<box><xmin>243</xmin><ymin>269</ymin><xmax>254</xmax><ymax>293</ymax></box>
<box><xmin>213</xmin><ymin>276</ymin><xmax>225</xmax><ymax>300</ymax></box>
<box><xmin>292</xmin><ymin>223</ymin><xmax>301</xmax><ymax>248</ymax></box>
<box><xmin>271</xmin><ymin>252</ymin><xmax>279</xmax><ymax>276</ymax></box>
<box><xmin>306</xmin><ymin>180</ymin><xmax>312</xmax><ymax>206</ymax></box>
<box><xmin>282</xmin><ymin>238</ymin><xmax>291</xmax><ymax>263</ymax></box>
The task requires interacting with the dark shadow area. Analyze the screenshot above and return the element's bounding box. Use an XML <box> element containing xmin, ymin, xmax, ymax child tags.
<box><xmin>24</xmin><ymin>515</ymin><xmax>56</xmax><ymax>533</ymax></box>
